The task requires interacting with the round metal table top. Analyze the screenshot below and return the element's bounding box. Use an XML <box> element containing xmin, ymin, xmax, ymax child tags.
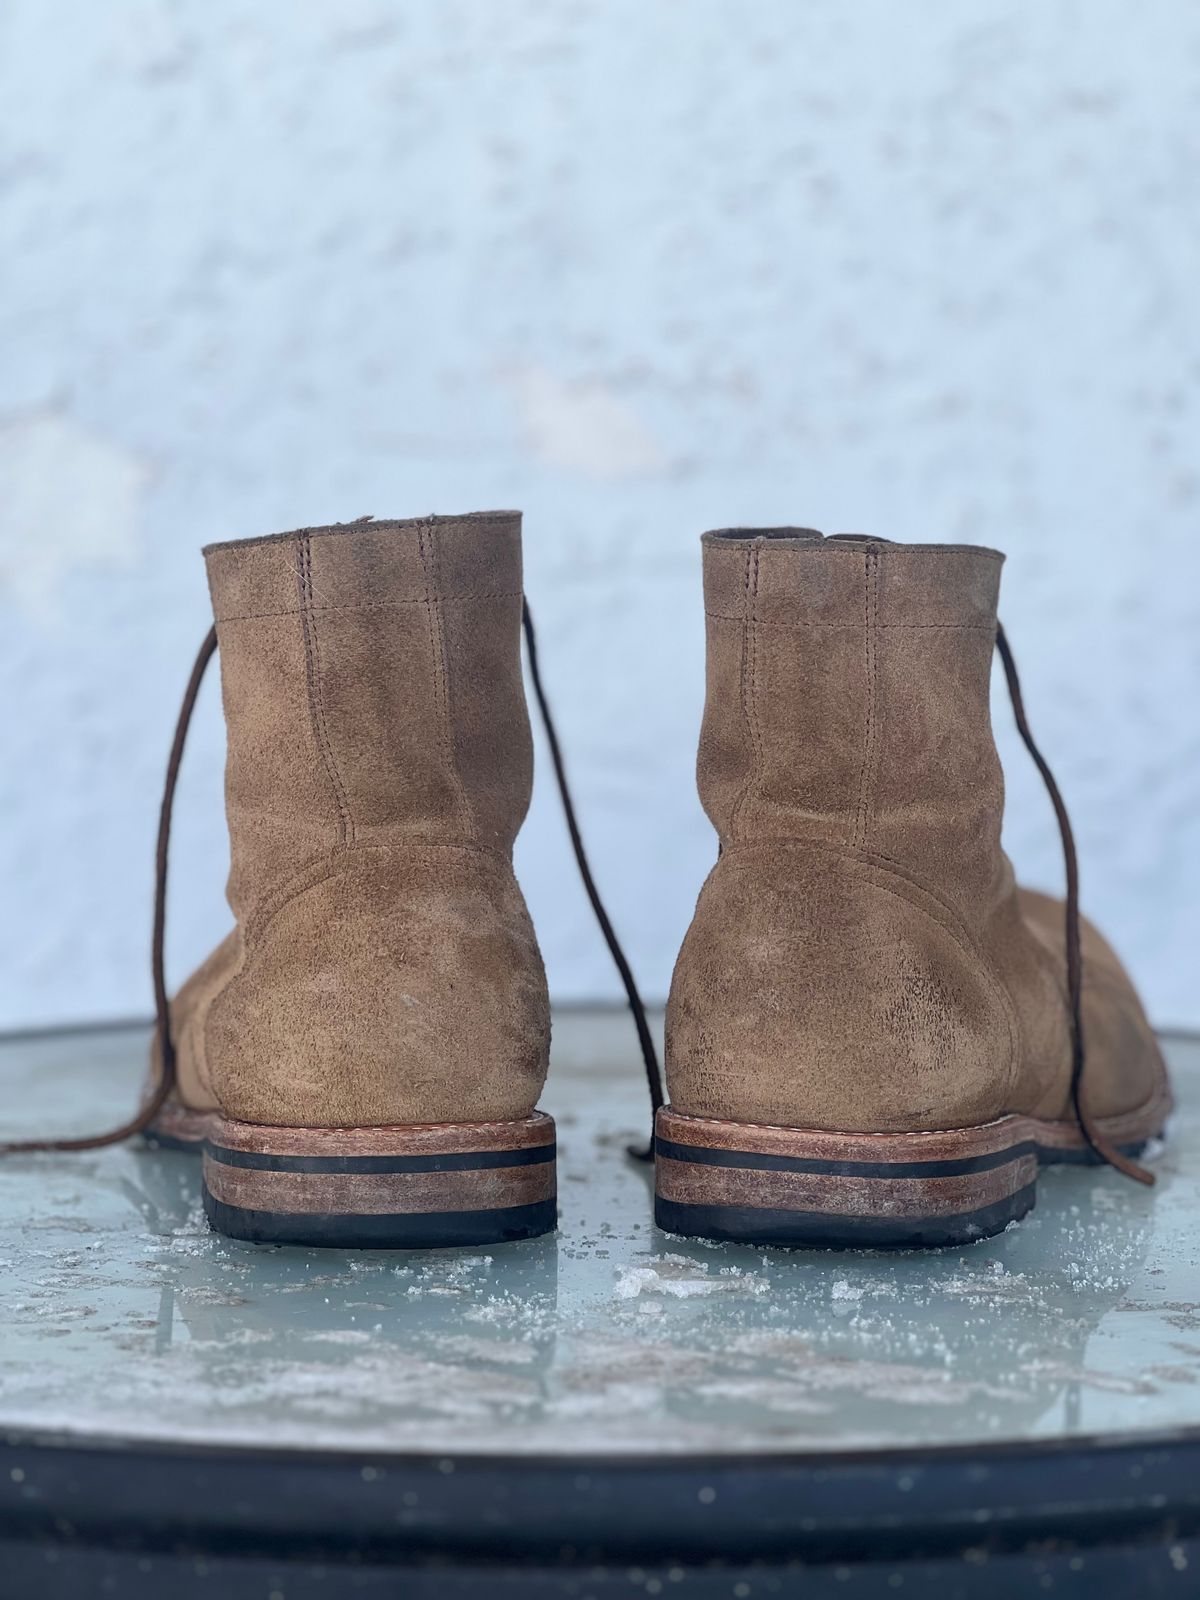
<box><xmin>2</xmin><ymin>1015</ymin><xmax>1198</xmax><ymax>1594</ymax></box>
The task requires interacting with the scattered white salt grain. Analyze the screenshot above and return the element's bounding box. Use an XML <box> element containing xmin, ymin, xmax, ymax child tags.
<box><xmin>613</xmin><ymin>1255</ymin><xmax>767</xmax><ymax>1301</ymax></box>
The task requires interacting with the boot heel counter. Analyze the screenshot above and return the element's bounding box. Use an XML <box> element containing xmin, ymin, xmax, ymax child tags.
<box><xmin>665</xmin><ymin>848</ymin><xmax>1016</xmax><ymax>1134</ymax></box>
<box><xmin>204</xmin><ymin>844</ymin><xmax>549</xmax><ymax>1128</ymax></box>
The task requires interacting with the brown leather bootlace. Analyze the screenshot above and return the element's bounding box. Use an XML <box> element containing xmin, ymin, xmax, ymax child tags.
<box><xmin>1</xmin><ymin>609</ymin><xmax>665</xmax><ymax>1158</ymax></box>
<box><xmin>2</xmin><ymin>611</ymin><xmax>1143</xmax><ymax>1187</ymax></box>
<box><xmin>996</xmin><ymin>624</ymin><xmax>1154</xmax><ymax>1186</ymax></box>
<box><xmin>0</xmin><ymin>624</ymin><xmax>219</xmax><ymax>1155</ymax></box>
<box><xmin>521</xmin><ymin>602</ymin><xmax>664</xmax><ymax>1159</ymax></box>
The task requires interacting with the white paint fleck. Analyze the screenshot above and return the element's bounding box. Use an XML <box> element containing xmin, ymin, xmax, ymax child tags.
<box><xmin>505</xmin><ymin>364</ymin><xmax>667</xmax><ymax>480</ymax></box>
<box><xmin>0</xmin><ymin>413</ymin><xmax>147</xmax><ymax>618</ymax></box>
<box><xmin>0</xmin><ymin>4</ymin><xmax>1196</xmax><ymax>1026</ymax></box>
<box><xmin>614</xmin><ymin>1254</ymin><xmax>768</xmax><ymax>1300</ymax></box>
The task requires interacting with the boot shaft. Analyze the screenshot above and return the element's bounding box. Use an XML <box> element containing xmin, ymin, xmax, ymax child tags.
<box><xmin>205</xmin><ymin>512</ymin><xmax>532</xmax><ymax>920</ymax></box>
<box><xmin>663</xmin><ymin>528</ymin><xmax>1170</xmax><ymax>1248</ymax></box>
<box><xmin>698</xmin><ymin>529</ymin><xmax>1008</xmax><ymax>912</ymax></box>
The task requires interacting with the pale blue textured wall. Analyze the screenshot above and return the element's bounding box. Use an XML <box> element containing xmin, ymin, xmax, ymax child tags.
<box><xmin>0</xmin><ymin>2</ymin><xmax>1197</xmax><ymax>1028</ymax></box>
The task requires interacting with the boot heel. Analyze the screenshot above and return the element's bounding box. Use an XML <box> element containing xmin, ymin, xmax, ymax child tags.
<box><xmin>654</xmin><ymin>1108</ymin><xmax>1037</xmax><ymax>1250</ymax></box>
<box><xmin>202</xmin><ymin>1112</ymin><xmax>556</xmax><ymax>1249</ymax></box>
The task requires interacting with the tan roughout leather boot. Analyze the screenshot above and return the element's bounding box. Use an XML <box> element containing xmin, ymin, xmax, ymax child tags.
<box><xmin>2</xmin><ymin>511</ymin><xmax>661</xmax><ymax>1249</ymax></box>
<box><xmin>656</xmin><ymin>528</ymin><xmax>1172</xmax><ymax>1249</ymax></box>
<box><xmin>158</xmin><ymin>512</ymin><xmax>560</xmax><ymax>1247</ymax></box>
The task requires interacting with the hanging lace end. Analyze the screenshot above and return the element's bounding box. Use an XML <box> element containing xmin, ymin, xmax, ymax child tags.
<box><xmin>521</xmin><ymin>598</ymin><xmax>666</xmax><ymax>1160</ymax></box>
<box><xmin>1106</xmin><ymin>1148</ymin><xmax>1156</xmax><ymax>1188</ymax></box>
<box><xmin>1075</xmin><ymin>1108</ymin><xmax>1157</xmax><ymax>1187</ymax></box>
<box><xmin>995</xmin><ymin>621</ymin><xmax>1158</xmax><ymax>1191</ymax></box>
<box><xmin>0</xmin><ymin>625</ymin><xmax>217</xmax><ymax>1159</ymax></box>
<box><xmin>0</xmin><ymin>1070</ymin><xmax>177</xmax><ymax>1156</ymax></box>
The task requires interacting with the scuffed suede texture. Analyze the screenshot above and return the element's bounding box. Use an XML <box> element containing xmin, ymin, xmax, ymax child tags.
<box><xmin>157</xmin><ymin>930</ymin><xmax>238</xmax><ymax>1112</ymax></box>
<box><xmin>160</xmin><ymin>513</ymin><xmax>550</xmax><ymax>1128</ymax></box>
<box><xmin>205</xmin><ymin>847</ymin><xmax>548</xmax><ymax>1126</ymax></box>
<box><xmin>666</xmin><ymin>531</ymin><xmax>1169</xmax><ymax>1134</ymax></box>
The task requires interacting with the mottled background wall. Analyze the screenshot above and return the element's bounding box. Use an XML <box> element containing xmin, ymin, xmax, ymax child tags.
<box><xmin>0</xmin><ymin>1</ymin><xmax>1196</xmax><ymax>1029</ymax></box>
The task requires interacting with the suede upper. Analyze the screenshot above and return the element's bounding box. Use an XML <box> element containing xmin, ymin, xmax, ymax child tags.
<box><xmin>666</xmin><ymin>530</ymin><xmax>1169</xmax><ymax>1135</ymax></box>
<box><xmin>162</xmin><ymin>513</ymin><xmax>550</xmax><ymax>1128</ymax></box>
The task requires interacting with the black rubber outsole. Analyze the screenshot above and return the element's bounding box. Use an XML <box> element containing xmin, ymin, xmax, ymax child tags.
<box><xmin>203</xmin><ymin>1191</ymin><xmax>558</xmax><ymax>1250</ymax></box>
<box><xmin>654</xmin><ymin>1134</ymin><xmax>1160</xmax><ymax>1250</ymax></box>
<box><xmin>655</xmin><ymin>1186</ymin><xmax>1037</xmax><ymax>1250</ymax></box>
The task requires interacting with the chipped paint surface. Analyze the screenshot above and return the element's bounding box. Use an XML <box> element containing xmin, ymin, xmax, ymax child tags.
<box><xmin>0</xmin><ymin>4</ymin><xmax>1197</xmax><ymax>1025</ymax></box>
<box><xmin>506</xmin><ymin>364</ymin><xmax>668</xmax><ymax>479</ymax></box>
<box><xmin>0</xmin><ymin>414</ymin><xmax>148</xmax><ymax>617</ymax></box>
<box><xmin>0</xmin><ymin>1018</ymin><xmax>1197</xmax><ymax>1455</ymax></box>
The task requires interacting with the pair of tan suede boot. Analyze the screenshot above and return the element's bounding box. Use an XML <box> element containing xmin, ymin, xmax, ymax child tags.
<box><xmin>3</xmin><ymin>514</ymin><xmax>1170</xmax><ymax>1252</ymax></box>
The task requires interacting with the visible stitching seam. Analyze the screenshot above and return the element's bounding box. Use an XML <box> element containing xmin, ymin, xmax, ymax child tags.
<box><xmin>203</xmin><ymin>843</ymin><xmax>513</xmax><ymax>1061</ymax></box>
<box><xmin>215</xmin><ymin>593</ymin><xmax>522</xmax><ymax>625</ymax></box>
<box><xmin>866</xmin><ymin>549</ymin><xmax>880</xmax><ymax>842</ymax></box>
<box><xmin>703</xmin><ymin>612</ymin><xmax>993</xmax><ymax>631</ymax></box>
<box><xmin>419</xmin><ymin>522</ymin><xmax>475</xmax><ymax>843</ymax></box>
<box><xmin>699</xmin><ymin>540</ymin><xmax>1006</xmax><ymax>561</ymax></box>
<box><xmin>714</xmin><ymin>839</ymin><xmax>1021</xmax><ymax>1082</ymax></box>
<box><xmin>852</xmin><ymin>549</ymin><xmax>879</xmax><ymax>848</ymax></box>
<box><xmin>665</xmin><ymin>1107</ymin><xmax>1021</xmax><ymax>1139</ymax></box>
<box><xmin>191</xmin><ymin>931</ymin><xmax>244</xmax><ymax>1099</ymax></box>
<box><xmin>242</xmin><ymin>840</ymin><xmax>509</xmax><ymax>949</ymax></box>
<box><xmin>728</xmin><ymin>544</ymin><xmax>761</xmax><ymax>843</ymax></box>
<box><xmin>297</xmin><ymin>534</ymin><xmax>353</xmax><ymax>847</ymax></box>
<box><xmin>204</xmin><ymin>511</ymin><xmax>521</xmax><ymax>558</ymax></box>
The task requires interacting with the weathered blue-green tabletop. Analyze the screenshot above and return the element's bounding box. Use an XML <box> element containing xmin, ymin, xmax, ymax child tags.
<box><xmin>1</xmin><ymin>1018</ymin><xmax>1197</xmax><ymax>1458</ymax></box>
